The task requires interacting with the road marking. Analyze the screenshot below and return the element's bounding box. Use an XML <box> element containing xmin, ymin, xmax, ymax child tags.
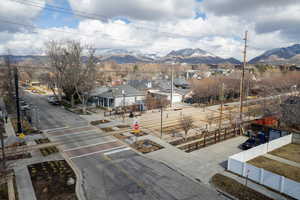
<box><xmin>46</xmin><ymin>125</ymin><xmax>92</xmax><ymax>133</ymax></box>
<box><xmin>63</xmin><ymin>139</ymin><xmax>117</xmax><ymax>152</ymax></box>
<box><xmin>104</xmin><ymin>147</ymin><xmax>131</xmax><ymax>155</ymax></box>
<box><xmin>50</xmin><ymin>130</ymin><xmax>100</xmax><ymax>138</ymax></box>
<box><xmin>69</xmin><ymin>145</ymin><xmax>126</xmax><ymax>159</ymax></box>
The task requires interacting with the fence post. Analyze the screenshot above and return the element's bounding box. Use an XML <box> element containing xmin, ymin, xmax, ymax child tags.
<box><xmin>227</xmin><ymin>158</ymin><xmax>231</xmax><ymax>170</ymax></box>
<box><xmin>242</xmin><ymin>163</ymin><xmax>247</xmax><ymax>177</ymax></box>
<box><xmin>259</xmin><ymin>168</ymin><xmax>264</xmax><ymax>184</ymax></box>
<box><xmin>280</xmin><ymin>176</ymin><xmax>285</xmax><ymax>193</ymax></box>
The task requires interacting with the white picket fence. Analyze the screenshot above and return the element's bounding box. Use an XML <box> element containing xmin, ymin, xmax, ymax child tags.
<box><xmin>227</xmin><ymin>134</ymin><xmax>300</xmax><ymax>199</ymax></box>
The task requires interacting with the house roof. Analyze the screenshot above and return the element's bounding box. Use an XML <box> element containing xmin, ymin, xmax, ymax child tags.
<box><xmin>97</xmin><ymin>84</ymin><xmax>144</xmax><ymax>98</ymax></box>
<box><xmin>127</xmin><ymin>80</ymin><xmax>152</xmax><ymax>90</ymax></box>
<box><xmin>90</xmin><ymin>86</ymin><xmax>109</xmax><ymax>96</ymax></box>
<box><xmin>173</xmin><ymin>78</ymin><xmax>189</xmax><ymax>86</ymax></box>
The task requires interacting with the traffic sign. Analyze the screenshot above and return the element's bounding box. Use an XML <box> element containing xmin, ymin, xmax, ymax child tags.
<box><xmin>19</xmin><ymin>133</ymin><xmax>26</xmax><ymax>139</ymax></box>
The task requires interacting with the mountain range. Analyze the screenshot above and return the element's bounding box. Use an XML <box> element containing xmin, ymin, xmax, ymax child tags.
<box><xmin>0</xmin><ymin>48</ymin><xmax>241</xmax><ymax>65</ymax></box>
<box><xmin>249</xmin><ymin>44</ymin><xmax>300</xmax><ymax>64</ymax></box>
<box><xmin>2</xmin><ymin>44</ymin><xmax>300</xmax><ymax>65</ymax></box>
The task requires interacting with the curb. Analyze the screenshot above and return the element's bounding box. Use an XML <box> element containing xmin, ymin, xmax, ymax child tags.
<box><xmin>61</xmin><ymin>152</ymin><xmax>86</xmax><ymax>200</ymax></box>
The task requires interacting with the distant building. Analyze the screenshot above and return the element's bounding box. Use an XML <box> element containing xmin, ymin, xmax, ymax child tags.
<box><xmin>90</xmin><ymin>85</ymin><xmax>145</xmax><ymax>108</ymax></box>
<box><xmin>148</xmin><ymin>90</ymin><xmax>183</xmax><ymax>104</ymax></box>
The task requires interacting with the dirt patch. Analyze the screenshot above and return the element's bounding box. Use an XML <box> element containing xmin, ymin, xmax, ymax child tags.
<box><xmin>39</xmin><ymin>146</ymin><xmax>59</xmax><ymax>157</ymax></box>
<box><xmin>113</xmin><ymin>133</ymin><xmax>129</xmax><ymax>140</ymax></box>
<box><xmin>28</xmin><ymin>160</ymin><xmax>77</xmax><ymax>200</ymax></box>
<box><xmin>211</xmin><ymin>173</ymin><xmax>273</xmax><ymax>200</ymax></box>
<box><xmin>100</xmin><ymin>127</ymin><xmax>114</xmax><ymax>132</ymax></box>
<box><xmin>129</xmin><ymin>131</ymin><xmax>148</xmax><ymax>137</ymax></box>
<box><xmin>11</xmin><ymin>118</ymin><xmax>40</xmax><ymax>135</ymax></box>
<box><xmin>0</xmin><ymin>183</ymin><xmax>8</xmax><ymax>200</ymax></box>
<box><xmin>248</xmin><ymin>156</ymin><xmax>300</xmax><ymax>182</ymax></box>
<box><xmin>90</xmin><ymin>120</ymin><xmax>110</xmax><ymax>126</ymax></box>
<box><xmin>115</xmin><ymin>125</ymin><xmax>130</xmax><ymax>129</ymax></box>
<box><xmin>35</xmin><ymin>138</ymin><xmax>50</xmax><ymax>144</ymax></box>
<box><xmin>131</xmin><ymin>139</ymin><xmax>164</xmax><ymax>154</ymax></box>
<box><xmin>269</xmin><ymin>143</ymin><xmax>300</xmax><ymax>163</ymax></box>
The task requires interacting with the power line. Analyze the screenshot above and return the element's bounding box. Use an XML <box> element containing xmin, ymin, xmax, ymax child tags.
<box><xmin>9</xmin><ymin>0</ymin><xmax>205</xmax><ymax>40</ymax></box>
<box><xmin>0</xmin><ymin>18</ymin><xmax>145</xmax><ymax>45</ymax></box>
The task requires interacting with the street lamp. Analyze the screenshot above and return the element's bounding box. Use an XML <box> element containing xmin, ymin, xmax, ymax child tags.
<box><xmin>122</xmin><ymin>90</ymin><xmax>126</xmax><ymax>122</ymax></box>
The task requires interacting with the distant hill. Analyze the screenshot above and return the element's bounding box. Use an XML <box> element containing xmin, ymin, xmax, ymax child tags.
<box><xmin>161</xmin><ymin>48</ymin><xmax>241</xmax><ymax>64</ymax></box>
<box><xmin>249</xmin><ymin>44</ymin><xmax>300</xmax><ymax>64</ymax></box>
<box><xmin>0</xmin><ymin>55</ymin><xmax>47</xmax><ymax>63</ymax></box>
<box><xmin>0</xmin><ymin>48</ymin><xmax>242</xmax><ymax>65</ymax></box>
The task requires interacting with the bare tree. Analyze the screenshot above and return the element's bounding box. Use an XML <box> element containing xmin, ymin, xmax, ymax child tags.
<box><xmin>45</xmin><ymin>40</ymin><xmax>97</xmax><ymax>109</ymax></box>
<box><xmin>180</xmin><ymin>115</ymin><xmax>194</xmax><ymax>140</ymax></box>
<box><xmin>74</xmin><ymin>48</ymin><xmax>97</xmax><ymax>114</ymax></box>
<box><xmin>45</xmin><ymin>40</ymin><xmax>69</xmax><ymax>101</ymax></box>
<box><xmin>3</xmin><ymin>51</ymin><xmax>14</xmax><ymax>98</ymax></box>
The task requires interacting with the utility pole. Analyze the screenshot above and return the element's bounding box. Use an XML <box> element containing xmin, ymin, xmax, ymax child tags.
<box><xmin>239</xmin><ymin>31</ymin><xmax>248</xmax><ymax>125</ymax></box>
<box><xmin>218</xmin><ymin>83</ymin><xmax>225</xmax><ymax>136</ymax></box>
<box><xmin>160</xmin><ymin>106</ymin><xmax>163</xmax><ymax>139</ymax></box>
<box><xmin>0</xmin><ymin>120</ymin><xmax>6</xmax><ymax>169</ymax></box>
<box><xmin>122</xmin><ymin>90</ymin><xmax>126</xmax><ymax>123</ymax></box>
<box><xmin>14</xmin><ymin>67</ymin><xmax>22</xmax><ymax>135</ymax></box>
<box><xmin>170</xmin><ymin>63</ymin><xmax>174</xmax><ymax>108</ymax></box>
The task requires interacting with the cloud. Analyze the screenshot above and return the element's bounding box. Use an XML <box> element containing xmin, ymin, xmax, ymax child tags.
<box><xmin>0</xmin><ymin>0</ymin><xmax>46</xmax><ymax>32</ymax></box>
<box><xmin>0</xmin><ymin>0</ymin><xmax>299</xmax><ymax>61</ymax></box>
<box><xmin>67</xmin><ymin>0</ymin><xmax>198</xmax><ymax>21</ymax></box>
<box><xmin>202</xmin><ymin>0</ymin><xmax>300</xmax><ymax>40</ymax></box>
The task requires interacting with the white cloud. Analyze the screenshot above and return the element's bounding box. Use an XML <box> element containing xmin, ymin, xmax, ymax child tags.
<box><xmin>67</xmin><ymin>0</ymin><xmax>198</xmax><ymax>21</ymax></box>
<box><xmin>202</xmin><ymin>0</ymin><xmax>300</xmax><ymax>40</ymax></box>
<box><xmin>0</xmin><ymin>0</ymin><xmax>46</xmax><ymax>32</ymax></box>
<box><xmin>0</xmin><ymin>0</ymin><xmax>300</xmax><ymax>61</ymax></box>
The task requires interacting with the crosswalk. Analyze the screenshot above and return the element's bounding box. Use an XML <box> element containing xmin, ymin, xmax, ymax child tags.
<box><xmin>45</xmin><ymin>125</ymin><xmax>131</xmax><ymax>159</ymax></box>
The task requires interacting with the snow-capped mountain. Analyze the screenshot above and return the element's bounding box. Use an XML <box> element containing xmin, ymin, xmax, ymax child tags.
<box><xmin>166</xmin><ymin>48</ymin><xmax>216</xmax><ymax>58</ymax></box>
<box><xmin>0</xmin><ymin>48</ymin><xmax>241</xmax><ymax>65</ymax></box>
<box><xmin>161</xmin><ymin>48</ymin><xmax>240</xmax><ymax>64</ymax></box>
<box><xmin>249</xmin><ymin>44</ymin><xmax>300</xmax><ymax>64</ymax></box>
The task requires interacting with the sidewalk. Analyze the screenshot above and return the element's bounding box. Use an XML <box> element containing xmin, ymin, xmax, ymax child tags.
<box><xmin>14</xmin><ymin>166</ymin><xmax>37</xmax><ymax>200</ymax></box>
<box><xmin>0</xmin><ymin>97</ymin><xmax>16</xmax><ymax>137</ymax></box>
<box><xmin>222</xmin><ymin>171</ymin><xmax>290</xmax><ymax>200</ymax></box>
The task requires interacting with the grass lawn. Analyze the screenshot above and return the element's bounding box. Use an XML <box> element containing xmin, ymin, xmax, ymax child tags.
<box><xmin>248</xmin><ymin>156</ymin><xmax>300</xmax><ymax>182</ymax></box>
<box><xmin>269</xmin><ymin>143</ymin><xmax>300</xmax><ymax>163</ymax></box>
<box><xmin>211</xmin><ymin>173</ymin><xmax>273</xmax><ymax>200</ymax></box>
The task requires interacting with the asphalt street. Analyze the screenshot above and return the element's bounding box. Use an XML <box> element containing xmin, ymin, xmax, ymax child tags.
<box><xmin>25</xmin><ymin>91</ymin><xmax>225</xmax><ymax>200</ymax></box>
<box><xmin>73</xmin><ymin>150</ymin><xmax>224</xmax><ymax>200</ymax></box>
<box><xmin>21</xmin><ymin>90</ymin><xmax>87</xmax><ymax>130</ymax></box>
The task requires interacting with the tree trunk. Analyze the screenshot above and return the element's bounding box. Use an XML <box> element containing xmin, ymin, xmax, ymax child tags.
<box><xmin>71</xmin><ymin>94</ymin><xmax>75</xmax><ymax>108</ymax></box>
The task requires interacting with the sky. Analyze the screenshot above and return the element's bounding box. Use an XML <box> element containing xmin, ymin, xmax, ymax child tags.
<box><xmin>0</xmin><ymin>0</ymin><xmax>300</xmax><ymax>60</ymax></box>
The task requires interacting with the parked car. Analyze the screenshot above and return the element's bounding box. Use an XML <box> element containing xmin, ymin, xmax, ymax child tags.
<box><xmin>48</xmin><ymin>96</ymin><xmax>60</xmax><ymax>105</ymax></box>
<box><xmin>20</xmin><ymin>102</ymin><xmax>30</xmax><ymax>111</ymax></box>
<box><xmin>240</xmin><ymin>134</ymin><xmax>267</xmax><ymax>150</ymax></box>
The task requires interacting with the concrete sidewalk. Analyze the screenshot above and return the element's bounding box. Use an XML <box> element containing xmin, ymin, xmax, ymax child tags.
<box><xmin>14</xmin><ymin>166</ymin><xmax>37</xmax><ymax>200</ymax></box>
<box><xmin>0</xmin><ymin>97</ymin><xmax>16</xmax><ymax>137</ymax></box>
<box><xmin>265</xmin><ymin>153</ymin><xmax>300</xmax><ymax>168</ymax></box>
<box><xmin>143</xmin><ymin>134</ymin><xmax>245</xmax><ymax>184</ymax></box>
<box><xmin>222</xmin><ymin>171</ymin><xmax>290</xmax><ymax>200</ymax></box>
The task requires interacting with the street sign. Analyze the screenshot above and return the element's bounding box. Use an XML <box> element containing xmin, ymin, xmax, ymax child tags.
<box><xmin>19</xmin><ymin>133</ymin><xmax>26</xmax><ymax>139</ymax></box>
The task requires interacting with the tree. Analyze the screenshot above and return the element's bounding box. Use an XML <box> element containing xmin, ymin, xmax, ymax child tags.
<box><xmin>280</xmin><ymin>96</ymin><xmax>300</xmax><ymax>130</ymax></box>
<box><xmin>45</xmin><ymin>40</ymin><xmax>97</xmax><ymax>108</ymax></box>
<box><xmin>74</xmin><ymin>48</ymin><xmax>97</xmax><ymax>114</ymax></box>
<box><xmin>180</xmin><ymin>115</ymin><xmax>194</xmax><ymax>140</ymax></box>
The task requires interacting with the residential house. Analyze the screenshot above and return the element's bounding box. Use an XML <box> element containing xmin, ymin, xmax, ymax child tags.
<box><xmin>90</xmin><ymin>85</ymin><xmax>145</xmax><ymax>108</ymax></box>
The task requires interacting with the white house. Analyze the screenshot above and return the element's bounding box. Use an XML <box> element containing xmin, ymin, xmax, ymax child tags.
<box><xmin>91</xmin><ymin>85</ymin><xmax>145</xmax><ymax>108</ymax></box>
<box><xmin>148</xmin><ymin>90</ymin><xmax>183</xmax><ymax>104</ymax></box>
